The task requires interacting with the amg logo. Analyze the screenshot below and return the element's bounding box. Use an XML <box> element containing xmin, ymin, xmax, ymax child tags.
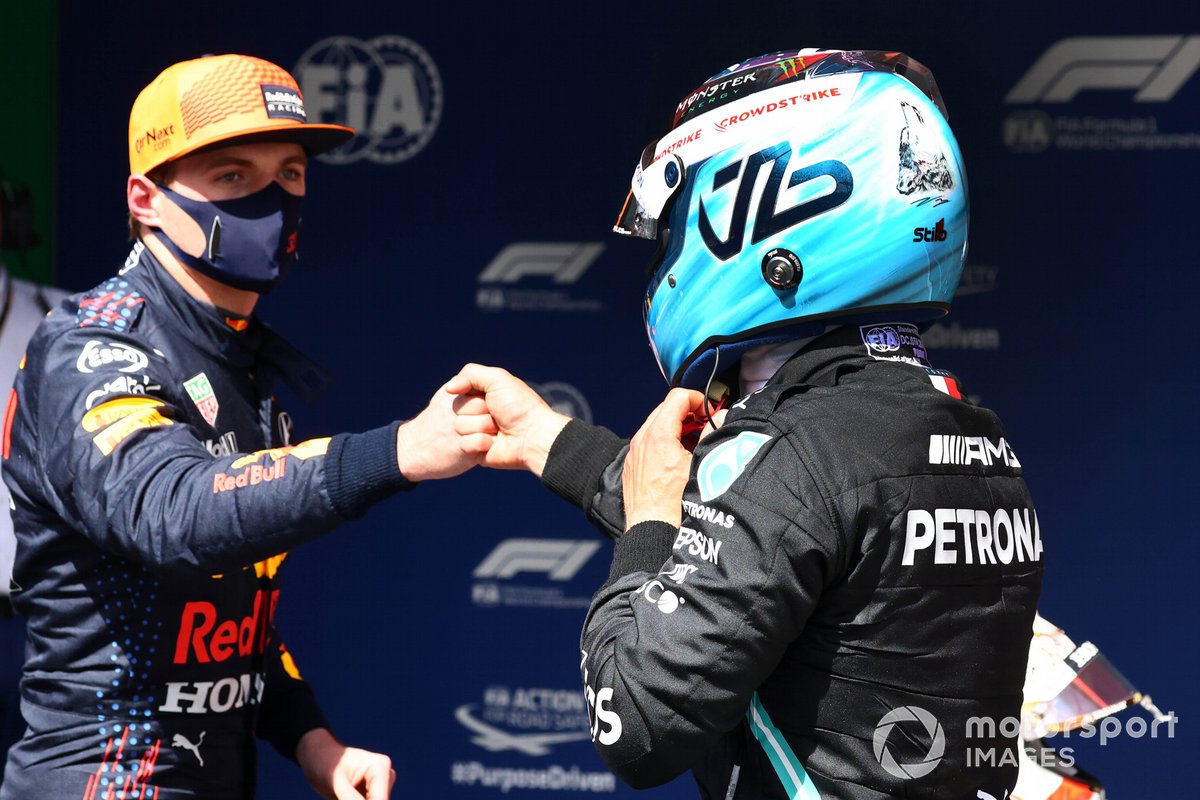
<box><xmin>929</xmin><ymin>435</ymin><xmax>1021</xmax><ymax>468</ymax></box>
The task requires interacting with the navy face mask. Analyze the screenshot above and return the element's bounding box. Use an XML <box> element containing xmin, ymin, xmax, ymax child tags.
<box><xmin>154</xmin><ymin>182</ymin><xmax>304</xmax><ymax>294</ymax></box>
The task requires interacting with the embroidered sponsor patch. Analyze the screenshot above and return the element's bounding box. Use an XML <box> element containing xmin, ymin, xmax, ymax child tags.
<box><xmin>93</xmin><ymin>406</ymin><xmax>173</xmax><ymax>455</ymax></box>
<box><xmin>183</xmin><ymin>373</ymin><xmax>219</xmax><ymax>427</ymax></box>
<box><xmin>695</xmin><ymin>431</ymin><xmax>771</xmax><ymax>502</ymax></box>
<box><xmin>858</xmin><ymin>322</ymin><xmax>931</xmax><ymax>367</ymax></box>
<box><xmin>76</xmin><ymin>279</ymin><xmax>146</xmax><ymax>331</ymax></box>
<box><xmin>928</xmin><ymin>374</ymin><xmax>962</xmax><ymax>399</ymax></box>
<box><xmin>228</xmin><ymin>437</ymin><xmax>330</xmax><ymax>470</ymax></box>
<box><xmin>82</xmin><ymin>396</ymin><xmax>166</xmax><ymax>433</ymax></box>
<box><xmin>76</xmin><ymin>341</ymin><xmax>149</xmax><ymax>374</ymax></box>
<box><xmin>261</xmin><ymin>83</ymin><xmax>307</xmax><ymax>122</ymax></box>
<box><xmin>84</xmin><ymin>374</ymin><xmax>162</xmax><ymax>410</ymax></box>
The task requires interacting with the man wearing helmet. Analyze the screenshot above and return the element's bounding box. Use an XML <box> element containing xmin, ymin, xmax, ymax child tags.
<box><xmin>0</xmin><ymin>54</ymin><xmax>485</xmax><ymax>799</ymax></box>
<box><xmin>451</xmin><ymin>50</ymin><xmax>1043</xmax><ymax>798</ymax></box>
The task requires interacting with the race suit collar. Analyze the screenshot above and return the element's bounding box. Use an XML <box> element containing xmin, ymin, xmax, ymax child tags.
<box><xmin>770</xmin><ymin>322</ymin><xmax>936</xmax><ymax>389</ymax></box>
<box><xmin>125</xmin><ymin>242</ymin><xmax>334</xmax><ymax>401</ymax></box>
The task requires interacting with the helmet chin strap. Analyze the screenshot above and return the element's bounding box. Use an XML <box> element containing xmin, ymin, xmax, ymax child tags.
<box><xmin>700</xmin><ymin>345</ymin><xmax>730</xmax><ymax>426</ymax></box>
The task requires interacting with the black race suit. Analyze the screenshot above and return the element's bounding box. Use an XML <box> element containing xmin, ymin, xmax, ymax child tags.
<box><xmin>0</xmin><ymin>243</ymin><xmax>410</xmax><ymax>799</ymax></box>
<box><xmin>541</xmin><ymin>324</ymin><xmax>1043</xmax><ymax>799</ymax></box>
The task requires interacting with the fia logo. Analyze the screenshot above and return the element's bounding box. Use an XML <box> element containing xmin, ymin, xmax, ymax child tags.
<box><xmin>1003</xmin><ymin>110</ymin><xmax>1055</xmax><ymax>153</ymax></box>
<box><xmin>698</xmin><ymin>143</ymin><xmax>852</xmax><ymax>261</ymax></box>
<box><xmin>294</xmin><ymin>35</ymin><xmax>443</xmax><ymax>165</ymax></box>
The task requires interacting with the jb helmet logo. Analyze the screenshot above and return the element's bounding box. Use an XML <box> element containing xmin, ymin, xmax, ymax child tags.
<box><xmin>695</xmin><ymin>432</ymin><xmax>771</xmax><ymax>502</ymax></box>
<box><xmin>294</xmin><ymin>35</ymin><xmax>443</xmax><ymax>164</ymax></box>
<box><xmin>698</xmin><ymin>144</ymin><xmax>852</xmax><ymax>261</ymax></box>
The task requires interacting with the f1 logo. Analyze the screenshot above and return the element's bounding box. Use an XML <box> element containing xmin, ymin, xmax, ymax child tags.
<box><xmin>1006</xmin><ymin>36</ymin><xmax>1200</xmax><ymax>103</ymax></box>
<box><xmin>473</xmin><ymin>538</ymin><xmax>601</xmax><ymax>581</ymax></box>
<box><xmin>477</xmin><ymin>243</ymin><xmax>604</xmax><ymax>284</ymax></box>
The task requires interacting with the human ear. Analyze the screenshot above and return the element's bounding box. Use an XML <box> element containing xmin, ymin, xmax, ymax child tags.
<box><xmin>127</xmin><ymin>174</ymin><xmax>161</xmax><ymax>228</ymax></box>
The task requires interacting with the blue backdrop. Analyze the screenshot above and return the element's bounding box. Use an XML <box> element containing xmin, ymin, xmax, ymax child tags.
<box><xmin>51</xmin><ymin>1</ymin><xmax>1198</xmax><ymax>797</ymax></box>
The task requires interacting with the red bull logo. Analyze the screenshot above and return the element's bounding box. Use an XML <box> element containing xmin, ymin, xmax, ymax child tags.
<box><xmin>212</xmin><ymin>456</ymin><xmax>286</xmax><ymax>493</ymax></box>
<box><xmin>173</xmin><ymin>588</ymin><xmax>279</xmax><ymax>664</ymax></box>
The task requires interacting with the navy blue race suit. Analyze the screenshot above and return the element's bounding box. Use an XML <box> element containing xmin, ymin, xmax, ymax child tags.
<box><xmin>0</xmin><ymin>243</ymin><xmax>410</xmax><ymax>799</ymax></box>
<box><xmin>540</xmin><ymin>325</ymin><xmax>1044</xmax><ymax>799</ymax></box>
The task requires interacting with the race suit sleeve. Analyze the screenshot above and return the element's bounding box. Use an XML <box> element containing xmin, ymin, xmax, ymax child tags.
<box><xmin>541</xmin><ymin>418</ymin><xmax>629</xmax><ymax>539</ymax></box>
<box><xmin>25</xmin><ymin>328</ymin><xmax>412</xmax><ymax>575</ymax></box>
<box><xmin>578</xmin><ymin>419</ymin><xmax>844</xmax><ymax>788</ymax></box>
<box><xmin>257</xmin><ymin>634</ymin><xmax>330</xmax><ymax>760</ymax></box>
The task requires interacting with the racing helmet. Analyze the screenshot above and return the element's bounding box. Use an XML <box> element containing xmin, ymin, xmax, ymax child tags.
<box><xmin>616</xmin><ymin>50</ymin><xmax>969</xmax><ymax>389</ymax></box>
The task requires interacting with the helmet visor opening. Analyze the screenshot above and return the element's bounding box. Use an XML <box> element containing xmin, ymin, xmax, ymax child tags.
<box><xmin>614</xmin><ymin>144</ymin><xmax>684</xmax><ymax>240</ymax></box>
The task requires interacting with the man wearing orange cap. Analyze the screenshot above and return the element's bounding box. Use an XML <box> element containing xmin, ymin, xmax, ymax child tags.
<box><xmin>0</xmin><ymin>54</ymin><xmax>483</xmax><ymax>800</ymax></box>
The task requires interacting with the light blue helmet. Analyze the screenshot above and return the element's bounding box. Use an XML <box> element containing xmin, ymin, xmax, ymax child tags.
<box><xmin>615</xmin><ymin>50</ymin><xmax>969</xmax><ymax>389</ymax></box>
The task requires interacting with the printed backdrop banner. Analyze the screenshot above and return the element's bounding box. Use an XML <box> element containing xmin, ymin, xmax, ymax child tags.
<box><xmin>45</xmin><ymin>2</ymin><xmax>1198</xmax><ymax>797</ymax></box>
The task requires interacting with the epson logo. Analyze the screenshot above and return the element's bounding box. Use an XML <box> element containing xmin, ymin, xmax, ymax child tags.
<box><xmin>1007</xmin><ymin>36</ymin><xmax>1200</xmax><ymax>104</ymax></box>
<box><xmin>928</xmin><ymin>435</ymin><xmax>1021</xmax><ymax>468</ymax></box>
<box><xmin>672</xmin><ymin>527</ymin><xmax>723</xmax><ymax>566</ymax></box>
<box><xmin>473</xmin><ymin>538</ymin><xmax>600</xmax><ymax>581</ymax></box>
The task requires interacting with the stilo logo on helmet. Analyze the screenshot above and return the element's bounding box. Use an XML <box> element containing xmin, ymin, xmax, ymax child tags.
<box><xmin>613</xmin><ymin>50</ymin><xmax>969</xmax><ymax>389</ymax></box>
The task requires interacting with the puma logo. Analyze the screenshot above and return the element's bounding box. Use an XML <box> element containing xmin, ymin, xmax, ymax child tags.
<box><xmin>171</xmin><ymin>731</ymin><xmax>206</xmax><ymax>767</ymax></box>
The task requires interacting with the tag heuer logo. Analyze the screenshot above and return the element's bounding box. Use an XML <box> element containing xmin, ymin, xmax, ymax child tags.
<box><xmin>184</xmin><ymin>373</ymin><xmax>220</xmax><ymax>427</ymax></box>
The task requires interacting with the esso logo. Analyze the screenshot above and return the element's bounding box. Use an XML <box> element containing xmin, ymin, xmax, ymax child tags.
<box><xmin>76</xmin><ymin>341</ymin><xmax>149</xmax><ymax>374</ymax></box>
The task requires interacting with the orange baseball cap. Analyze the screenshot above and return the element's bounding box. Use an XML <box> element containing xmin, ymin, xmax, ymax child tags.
<box><xmin>128</xmin><ymin>53</ymin><xmax>355</xmax><ymax>175</ymax></box>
